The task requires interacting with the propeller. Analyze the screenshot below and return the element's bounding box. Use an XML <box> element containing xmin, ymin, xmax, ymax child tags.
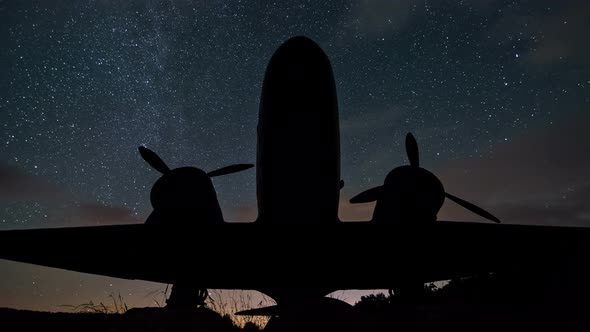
<box><xmin>349</xmin><ymin>132</ymin><xmax>501</xmax><ymax>223</ymax></box>
<box><xmin>139</xmin><ymin>146</ymin><xmax>253</xmax><ymax>177</ymax></box>
<box><xmin>445</xmin><ymin>192</ymin><xmax>501</xmax><ymax>223</ymax></box>
<box><xmin>207</xmin><ymin>164</ymin><xmax>254</xmax><ymax>177</ymax></box>
<box><xmin>349</xmin><ymin>185</ymin><xmax>383</xmax><ymax>204</ymax></box>
<box><xmin>138</xmin><ymin>146</ymin><xmax>171</xmax><ymax>174</ymax></box>
<box><xmin>405</xmin><ymin>133</ymin><xmax>419</xmax><ymax>167</ymax></box>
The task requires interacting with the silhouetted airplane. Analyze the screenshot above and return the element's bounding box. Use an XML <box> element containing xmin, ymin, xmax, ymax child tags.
<box><xmin>1</xmin><ymin>36</ymin><xmax>589</xmax><ymax>315</ymax></box>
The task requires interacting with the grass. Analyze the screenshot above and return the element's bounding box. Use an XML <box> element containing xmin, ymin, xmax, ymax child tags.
<box><xmin>59</xmin><ymin>292</ymin><xmax>128</xmax><ymax>314</ymax></box>
<box><xmin>60</xmin><ymin>287</ymin><xmax>273</xmax><ymax>329</ymax></box>
<box><xmin>206</xmin><ymin>289</ymin><xmax>274</xmax><ymax>329</ymax></box>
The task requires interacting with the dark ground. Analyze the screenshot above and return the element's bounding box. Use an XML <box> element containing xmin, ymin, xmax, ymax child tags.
<box><xmin>0</xmin><ymin>306</ymin><xmax>250</xmax><ymax>332</ymax></box>
<box><xmin>2</xmin><ymin>274</ymin><xmax>590</xmax><ymax>332</ymax></box>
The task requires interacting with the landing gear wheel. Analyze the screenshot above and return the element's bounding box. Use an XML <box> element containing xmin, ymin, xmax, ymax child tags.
<box><xmin>166</xmin><ymin>284</ymin><xmax>208</xmax><ymax>309</ymax></box>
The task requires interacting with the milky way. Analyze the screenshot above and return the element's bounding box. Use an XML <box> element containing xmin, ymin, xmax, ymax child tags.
<box><xmin>1</xmin><ymin>0</ymin><xmax>589</xmax><ymax>312</ymax></box>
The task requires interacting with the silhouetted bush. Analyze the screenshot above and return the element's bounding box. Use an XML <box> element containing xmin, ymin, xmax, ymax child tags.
<box><xmin>352</xmin><ymin>272</ymin><xmax>589</xmax><ymax>331</ymax></box>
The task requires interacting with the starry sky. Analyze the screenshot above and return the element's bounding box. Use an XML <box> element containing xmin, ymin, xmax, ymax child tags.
<box><xmin>1</xmin><ymin>0</ymin><xmax>589</xmax><ymax>313</ymax></box>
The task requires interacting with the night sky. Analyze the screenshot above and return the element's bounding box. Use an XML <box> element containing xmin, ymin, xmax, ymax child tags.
<box><xmin>1</xmin><ymin>0</ymin><xmax>589</xmax><ymax>312</ymax></box>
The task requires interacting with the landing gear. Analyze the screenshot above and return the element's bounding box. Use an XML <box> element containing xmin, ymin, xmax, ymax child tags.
<box><xmin>166</xmin><ymin>284</ymin><xmax>208</xmax><ymax>309</ymax></box>
<box><xmin>389</xmin><ymin>281</ymin><xmax>427</xmax><ymax>302</ymax></box>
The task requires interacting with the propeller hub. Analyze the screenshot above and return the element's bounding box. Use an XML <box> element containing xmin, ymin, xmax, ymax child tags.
<box><xmin>374</xmin><ymin>165</ymin><xmax>445</xmax><ymax>223</ymax></box>
<box><xmin>150</xmin><ymin>167</ymin><xmax>216</xmax><ymax>211</ymax></box>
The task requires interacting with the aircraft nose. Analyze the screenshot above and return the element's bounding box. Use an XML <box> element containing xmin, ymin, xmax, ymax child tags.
<box><xmin>261</xmin><ymin>35</ymin><xmax>336</xmax><ymax>118</ymax></box>
<box><xmin>269</xmin><ymin>36</ymin><xmax>330</xmax><ymax>72</ymax></box>
<box><xmin>276</xmin><ymin>36</ymin><xmax>323</xmax><ymax>55</ymax></box>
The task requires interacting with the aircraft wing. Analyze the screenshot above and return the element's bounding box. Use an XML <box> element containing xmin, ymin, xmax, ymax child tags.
<box><xmin>1</xmin><ymin>222</ymin><xmax>589</xmax><ymax>291</ymax></box>
<box><xmin>0</xmin><ymin>224</ymin><xmax>174</xmax><ymax>284</ymax></box>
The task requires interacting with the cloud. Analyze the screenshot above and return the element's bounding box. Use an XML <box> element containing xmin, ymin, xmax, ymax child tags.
<box><xmin>0</xmin><ymin>163</ymin><xmax>65</xmax><ymax>202</ymax></box>
<box><xmin>436</xmin><ymin>110</ymin><xmax>590</xmax><ymax>226</ymax></box>
<box><xmin>528</xmin><ymin>2</ymin><xmax>590</xmax><ymax>66</ymax></box>
<box><xmin>0</xmin><ymin>162</ymin><xmax>142</xmax><ymax>227</ymax></box>
<box><xmin>339</xmin><ymin>108</ymin><xmax>590</xmax><ymax>226</ymax></box>
<box><xmin>339</xmin><ymin>194</ymin><xmax>374</xmax><ymax>221</ymax></box>
<box><xmin>72</xmin><ymin>203</ymin><xmax>141</xmax><ymax>226</ymax></box>
<box><xmin>485</xmin><ymin>1</ymin><xmax>590</xmax><ymax>66</ymax></box>
<box><xmin>483</xmin><ymin>185</ymin><xmax>590</xmax><ymax>225</ymax></box>
<box><xmin>224</xmin><ymin>206</ymin><xmax>257</xmax><ymax>222</ymax></box>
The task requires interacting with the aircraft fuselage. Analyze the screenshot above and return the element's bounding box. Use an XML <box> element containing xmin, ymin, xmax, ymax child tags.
<box><xmin>256</xmin><ymin>36</ymin><xmax>341</xmax><ymax>224</ymax></box>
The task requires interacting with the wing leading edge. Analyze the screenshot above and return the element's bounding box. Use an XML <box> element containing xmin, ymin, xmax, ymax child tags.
<box><xmin>2</xmin><ymin>222</ymin><xmax>589</xmax><ymax>293</ymax></box>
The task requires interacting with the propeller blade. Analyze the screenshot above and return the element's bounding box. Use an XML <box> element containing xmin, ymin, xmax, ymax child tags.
<box><xmin>350</xmin><ymin>186</ymin><xmax>383</xmax><ymax>203</ymax></box>
<box><xmin>138</xmin><ymin>146</ymin><xmax>170</xmax><ymax>174</ymax></box>
<box><xmin>207</xmin><ymin>164</ymin><xmax>254</xmax><ymax>177</ymax></box>
<box><xmin>405</xmin><ymin>132</ymin><xmax>419</xmax><ymax>167</ymax></box>
<box><xmin>445</xmin><ymin>192</ymin><xmax>501</xmax><ymax>223</ymax></box>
